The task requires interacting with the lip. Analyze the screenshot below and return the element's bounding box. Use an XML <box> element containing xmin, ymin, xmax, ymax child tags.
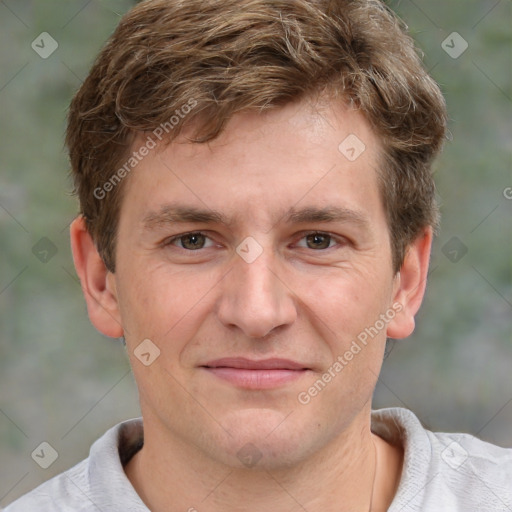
<box><xmin>203</xmin><ymin>357</ymin><xmax>309</xmax><ymax>370</ymax></box>
<box><xmin>200</xmin><ymin>358</ymin><xmax>310</xmax><ymax>389</ymax></box>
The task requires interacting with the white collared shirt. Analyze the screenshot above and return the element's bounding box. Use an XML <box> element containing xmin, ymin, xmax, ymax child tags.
<box><xmin>5</xmin><ymin>408</ymin><xmax>512</xmax><ymax>511</ymax></box>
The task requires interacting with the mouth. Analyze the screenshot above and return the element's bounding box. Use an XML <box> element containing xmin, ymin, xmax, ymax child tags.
<box><xmin>200</xmin><ymin>357</ymin><xmax>310</xmax><ymax>390</ymax></box>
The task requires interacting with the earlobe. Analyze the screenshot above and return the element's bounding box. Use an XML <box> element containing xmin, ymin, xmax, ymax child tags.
<box><xmin>70</xmin><ymin>216</ymin><xmax>124</xmax><ymax>338</ymax></box>
<box><xmin>386</xmin><ymin>227</ymin><xmax>433</xmax><ymax>340</ymax></box>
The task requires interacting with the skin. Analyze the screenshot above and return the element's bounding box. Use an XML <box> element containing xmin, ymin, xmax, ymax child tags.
<box><xmin>71</xmin><ymin>97</ymin><xmax>432</xmax><ymax>512</ymax></box>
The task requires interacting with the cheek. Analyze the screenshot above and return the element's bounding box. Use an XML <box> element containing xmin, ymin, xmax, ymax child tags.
<box><xmin>299</xmin><ymin>267</ymin><xmax>391</xmax><ymax>346</ymax></box>
<box><xmin>296</xmin><ymin>274</ymin><xmax>388</xmax><ymax>422</ymax></box>
<box><xmin>116</xmin><ymin>262</ymin><xmax>214</xmax><ymax>349</ymax></box>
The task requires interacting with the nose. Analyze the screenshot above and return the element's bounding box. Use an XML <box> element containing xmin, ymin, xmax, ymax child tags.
<box><xmin>215</xmin><ymin>246</ymin><xmax>297</xmax><ymax>339</ymax></box>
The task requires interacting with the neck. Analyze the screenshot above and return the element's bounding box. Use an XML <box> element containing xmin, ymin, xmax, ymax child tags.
<box><xmin>125</xmin><ymin>408</ymin><xmax>402</xmax><ymax>512</ymax></box>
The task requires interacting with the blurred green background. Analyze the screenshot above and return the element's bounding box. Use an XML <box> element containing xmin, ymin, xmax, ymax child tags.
<box><xmin>0</xmin><ymin>0</ymin><xmax>511</xmax><ymax>505</ymax></box>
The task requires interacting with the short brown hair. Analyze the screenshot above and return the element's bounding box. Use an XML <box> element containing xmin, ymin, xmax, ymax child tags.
<box><xmin>66</xmin><ymin>0</ymin><xmax>447</xmax><ymax>273</ymax></box>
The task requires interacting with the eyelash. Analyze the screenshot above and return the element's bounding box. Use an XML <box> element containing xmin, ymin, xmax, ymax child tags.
<box><xmin>163</xmin><ymin>230</ymin><xmax>347</xmax><ymax>252</ymax></box>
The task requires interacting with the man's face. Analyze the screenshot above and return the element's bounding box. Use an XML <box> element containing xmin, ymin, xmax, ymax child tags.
<box><xmin>112</xmin><ymin>98</ymin><xmax>401</xmax><ymax>468</ymax></box>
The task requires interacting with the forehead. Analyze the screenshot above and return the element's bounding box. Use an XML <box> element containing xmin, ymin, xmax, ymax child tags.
<box><xmin>120</xmin><ymin>97</ymin><xmax>385</xmax><ymax>231</ymax></box>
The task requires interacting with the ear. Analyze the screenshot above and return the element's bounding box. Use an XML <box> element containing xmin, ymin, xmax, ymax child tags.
<box><xmin>386</xmin><ymin>226</ymin><xmax>433</xmax><ymax>339</ymax></box>
<box><xmin>70</xmin><ymin>216</ymin><xmax>123</xmax><ymax>338</ymax></box>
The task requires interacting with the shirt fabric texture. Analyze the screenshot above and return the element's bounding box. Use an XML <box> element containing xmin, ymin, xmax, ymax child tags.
<box><xmin>5</xmin><ymin>407</ymin><xmax>512</xmax><ymax>511</ymax></box>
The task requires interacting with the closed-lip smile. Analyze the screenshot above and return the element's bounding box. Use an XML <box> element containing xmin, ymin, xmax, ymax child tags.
<box><xmin>200</xmin><ymin>357</ymin><xmax>310</xmax><ymax>389</ymax></box>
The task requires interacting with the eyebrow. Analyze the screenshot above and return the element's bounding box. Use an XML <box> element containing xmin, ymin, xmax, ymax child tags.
<box><xmin>142</xmin><ymin>204</ymin><xmax>370</xmax><ymax>231</ymax></box>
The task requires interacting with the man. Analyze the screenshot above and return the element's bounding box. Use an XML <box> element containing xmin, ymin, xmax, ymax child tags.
<box><xmin>5</xmin><ymin>0</ymin><xmax>511</xmax><ymax>510</ymax></box>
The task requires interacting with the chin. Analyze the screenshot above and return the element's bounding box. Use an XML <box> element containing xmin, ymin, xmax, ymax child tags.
<box><xmin>212</xmin><ymin>407</ymin><xmax>321</xmax><ymax>470</ymax></box>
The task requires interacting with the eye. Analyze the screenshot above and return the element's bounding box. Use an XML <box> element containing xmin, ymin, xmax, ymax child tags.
<box><xmin>296</xmin><ymin>232</ymin><xmax>341</xmax><ymax>250</ymax></box>
<box><xmin>164</xmin><ymin>230</ymin><xmax>345</xmax><ymax>253</ymax></box>
<box><xmin>166</xmin><ymin>232</ymin><xmax>215</xmax><ymax>250</ymax></box>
